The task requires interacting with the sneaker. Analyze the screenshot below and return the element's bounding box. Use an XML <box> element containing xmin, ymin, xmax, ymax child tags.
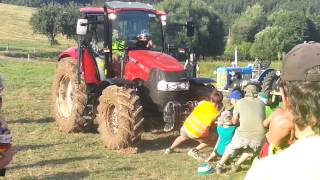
<box><xmin>215</xmin><ymin>164</ymin><xmax>223</xmax><ymax>174</ymax></box>
<box><xmin>164</xmin><ymin>148</ymin><xmax>173</xmax><ymax>154</ymax></box>
<box><xmin>187</xmin><ymin>149</ymin><xmax>203</xmax><ymax>160</ymax></box>
<box><xmin>231</xmin><ymin>163</ymin><xmax>240</xmax><ymax>173</ymax></box>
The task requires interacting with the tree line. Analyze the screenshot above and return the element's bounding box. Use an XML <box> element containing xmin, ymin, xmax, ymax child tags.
<box><xmin>25</xmin><ymin>0</ymin><xmax>320</xmax><ymax>60</ymax></box>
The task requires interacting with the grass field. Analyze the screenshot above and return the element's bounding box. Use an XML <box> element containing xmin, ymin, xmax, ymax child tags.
<box><xmin>0</xmin><ymin>3</ymin><xmax>75</xmax><ymax>59</ymax></box>
<box><xmin>0</xmin><ymin>58</ymin><xmax>256</xmax><ymax>179</ymax></box>
<box><xmin>0</xmin><ymin>3</ymin><xmax>282</xmax><ymax>179</ymax></box>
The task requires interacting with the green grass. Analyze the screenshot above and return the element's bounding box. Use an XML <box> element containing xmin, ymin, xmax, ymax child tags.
<box><xmin>0</xmin><ymin>3</ymin><xmax>75</xmax><ymax>59</ymax></box>
<box><xmin>0</xmin><ymin>58</ymin><xmax>251</xmax><ymax>179</ymax></box>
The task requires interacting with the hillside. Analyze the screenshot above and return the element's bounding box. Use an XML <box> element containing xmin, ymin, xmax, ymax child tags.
<box><xmin>0</xmin><ymin>3</ymin><xmax>75</xmax><ymax>59</ymax></box>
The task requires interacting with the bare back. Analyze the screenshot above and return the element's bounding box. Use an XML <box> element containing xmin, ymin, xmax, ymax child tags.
<box><xmin>264</xmin><ymin>108</ymin><xmax>295</xmax><ymax>147</ymax></box>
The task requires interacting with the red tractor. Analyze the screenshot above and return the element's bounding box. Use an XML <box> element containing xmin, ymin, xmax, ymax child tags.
<box><xmin>52</xmin><ymin>1</ymin><xmax>213</xmax><ymax>150</ymax></box>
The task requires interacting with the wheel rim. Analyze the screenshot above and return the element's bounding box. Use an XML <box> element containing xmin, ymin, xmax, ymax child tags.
<box><xmin>106</xmin><ymin>105</ymin><xmax>119</xmax><ymax>134</ymax></box>
<box><xmin>57</xmin><ymin>76</ymin><xmax>73</xmax><ymax>118</ymax></box>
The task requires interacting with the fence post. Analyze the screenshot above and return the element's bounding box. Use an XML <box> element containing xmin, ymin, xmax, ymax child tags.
<box><xmin>6</xmin><ymin>44</ymin><xmax>9</xmax><ymax>52</ymax></box>
<box><xmin>28</xmin><ymin>54</ymin><xmax>30</xmax><ymax>62</ymax></box>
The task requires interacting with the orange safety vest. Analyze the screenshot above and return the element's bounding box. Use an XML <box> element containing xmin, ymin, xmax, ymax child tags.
<box><xmin>183</xmin><ymin>101</ymin><xmax>219</xmax><ymax>139</ymax></box>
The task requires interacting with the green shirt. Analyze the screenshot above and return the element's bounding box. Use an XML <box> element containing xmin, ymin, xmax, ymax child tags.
<box><xmin>265</xmin><ymin>106</ymin><xmax>274</xmax><ymax>118</ymax></box>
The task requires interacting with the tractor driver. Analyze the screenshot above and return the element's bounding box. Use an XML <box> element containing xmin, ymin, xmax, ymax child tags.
<box><xmin>111</xmin><ymin>27</ymin><xmax>125</xmax><ymax>76</ymax></box>
<box><xmin>136</xmin><ymin>29</ymin><xmax>155</xmax><ymax>49</ymax></box>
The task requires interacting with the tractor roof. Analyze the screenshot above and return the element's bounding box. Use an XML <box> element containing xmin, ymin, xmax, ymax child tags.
<box><xmin>80</xmin><ymin>7</ymin><xmax>104</xmax><ymax>14</ymax></box>
<box><xmin>80</xmin><ymin>2</ymin><xmax>165</xmax><ymax>15</ymax></box>
<box><xmin>105</xmin><ymin>1</ymin><xmax>154</xmax><ymax>10</ymax></box>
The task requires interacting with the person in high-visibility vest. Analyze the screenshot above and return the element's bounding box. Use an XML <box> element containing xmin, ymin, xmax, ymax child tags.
<box><xmin>164</xmin><ymin>89</ymin><xmax>223</xmax><ymax>160</ymax></box>
<box><xmin>111</xmin><ymin>28</ymin><xmax>125</xmax><ymax>76</ymax></box>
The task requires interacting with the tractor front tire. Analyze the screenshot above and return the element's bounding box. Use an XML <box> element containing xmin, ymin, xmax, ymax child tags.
<box><xmin>52</xmin><ymin>58</ymin><xmax>89</xmax><ymax>133</ymax></box>
<box><xmin>96</xmin><ymin>85</ymin><xmax>144</xmax><ymax>150</ymax></box>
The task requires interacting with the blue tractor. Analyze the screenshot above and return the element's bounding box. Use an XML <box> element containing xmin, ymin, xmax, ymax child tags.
<box><xmin>215</xmin><ymin>59</ymin><xmax>279</xmax><ymax>92</ymax></box>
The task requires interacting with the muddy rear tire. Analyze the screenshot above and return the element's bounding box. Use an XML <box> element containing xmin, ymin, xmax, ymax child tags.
<box><xmin>96</xmin><ymin>85</ymin><xmax>144</xmax><ymax>150</ymax></box>
<box><xmin>52</xmin><ymin>58</ymin><xmax>89</xmax><ymax>133</ymax></box>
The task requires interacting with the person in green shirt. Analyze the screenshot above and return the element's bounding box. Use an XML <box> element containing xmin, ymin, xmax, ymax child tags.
<box><xmin>111</xmin><ymin>28</ymin><xmax>125</xmax><ymax>76</ymax></box>
<box><xmin>258</xmin><ymin>92</ymin><xmax>280</xmax><ymax>118</ymax></box>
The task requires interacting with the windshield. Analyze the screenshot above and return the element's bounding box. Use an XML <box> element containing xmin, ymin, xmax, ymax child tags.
<box><xmin>112</xmin><ymin>11</ymin><xmax>163</xmax><ymax>51</ymax></box>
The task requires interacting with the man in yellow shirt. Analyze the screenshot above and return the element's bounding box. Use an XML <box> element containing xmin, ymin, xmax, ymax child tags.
<box><xmin>164</xmin><ymin>90</ymin><xmax>223</xmax><ymax>160</ymax></box>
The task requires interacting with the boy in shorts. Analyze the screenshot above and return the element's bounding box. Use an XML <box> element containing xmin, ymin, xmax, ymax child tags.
<box><xmin>164</xmin><ymin>90</ymin><xmax>223</xmax><ymax>160</ymax></box>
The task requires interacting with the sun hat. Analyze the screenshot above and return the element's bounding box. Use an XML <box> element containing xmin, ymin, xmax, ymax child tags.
<box><xmin>244</xmin><ymin>84</ymin><xmax>258</xmax><ymax>97</ymax></box>
<box><xmin>227</xmin><ymin>90</ymin><xmax>243</xmax><ymax>100</ymax></box>
<box><xmin>281</xmin><ymin>41</ymin><xmax>320</xmax><ymax>81</ymax></box>
<box><xmin>197</xmin><ymin>163</ymin><xmax>214</xmax><ymax>175</ymax></box>
<box><xmin>258</xmin><ymin>92</ymin><xmax>268</xmax><ymax>104</ymax></box>
<box><xmin>217</xmin><ymin>110</ymin><xmax>232</xmax><ymax>125</ymax></box>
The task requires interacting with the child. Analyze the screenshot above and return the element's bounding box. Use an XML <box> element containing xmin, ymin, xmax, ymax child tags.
<box><xmin>205</xmin><ymin>110</ymin><xmax>236</xmax><ymax>162</ymax></box>
<box><xmin>0</xmin><ymin>76</ymin><xmax>17</xmax><ymax>172</ymax></box>
<box><xmin>164</xmin><ymin>89</ymin><xmax>223</xmax><ymax>160</ymax></box>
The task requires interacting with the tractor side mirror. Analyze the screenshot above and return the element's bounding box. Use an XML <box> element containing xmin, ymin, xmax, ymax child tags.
<box><xmin>186</xmin><ymin>21</ymin><xmax>194</xmax><ymax>37</ymax></box>
<box><xmin>76</xmin><ymin>19</ymin><xmax>88</xmax><ymax>35</ymax></box>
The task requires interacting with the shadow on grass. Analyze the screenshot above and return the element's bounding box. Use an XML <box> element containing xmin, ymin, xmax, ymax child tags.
<box><xmin>113</xmin><ymin>166</ymin><xmax>136</xmax><ymax>171</ymax></box>
<box><xmin>16</xmin><ymin>143</ymin><xmax>61</xmax><ymax>152</ymax></box>
<box><xmin>21</xmin><ymin>170</ymin><xmax>92</xmax><ymax>180</ymax></box>
<box><xmin>139</xmin><ymin>134</ymin><xmax>198</xmax><ymax>152</ymax></box>
<box><xmin>10</xmin><ymin>156</ymin><xmax>102</xmax><ymax>170</ymax></box>
<box><xmin>8</xmin><ymin>117</ymin><xmax>53</xmax><ymax>124</ymax></box>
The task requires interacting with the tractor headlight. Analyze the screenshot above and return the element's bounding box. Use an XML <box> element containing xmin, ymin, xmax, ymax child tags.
<box><xmin>108</xmin><ymin>13</ymin><xmax>117</xmax><ymax>20</ymax></box>
<box><xmin>157</xmin><ymin>80</ymin><xmax>190</xmax><ymax>91</ymax></box>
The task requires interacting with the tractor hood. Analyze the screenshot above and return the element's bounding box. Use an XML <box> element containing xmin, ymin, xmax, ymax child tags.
<box><xmin>128</xmin><ymin>50</ymin><xmax>184</xmax><ymax>72</ymax></box>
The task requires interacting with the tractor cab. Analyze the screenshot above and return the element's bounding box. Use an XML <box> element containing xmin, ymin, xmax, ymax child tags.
<box><xmin>77</xmin><ymin>2</ymin><xmax>167</xmax><ymax>79</ymax></box>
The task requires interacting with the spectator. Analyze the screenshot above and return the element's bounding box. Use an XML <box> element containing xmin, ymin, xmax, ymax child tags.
<box><xmin>215</xmin><ymin>84</ymin><xmax>265</xmax><ymax>174</ymax></box>
<box><xmin>164</xmin><ymin>90</ymin><xmax>223</xmax><ymax>160</ymax></box>
<box><xmin>245</xmin><ymin>42</ymin><xmax>320</xmax><ymax>180</ymax></box>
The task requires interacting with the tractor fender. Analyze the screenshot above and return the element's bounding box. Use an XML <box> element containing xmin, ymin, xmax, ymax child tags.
<box><xmin>105</xmin><ymin>78</ymin><xmax>134</xmax><ymax>86</ymax></box>
<box><xmin>58</xmin><ymin>48</ymin><xmax>78</xmax><ymax>62</ymax></box>
<box><xmin>189</xmin><ymin>77</ymin><xmax>215</xmax><ymax>85</ymax></box>
<box><xmin>58</xmin><ymin>47</ymin><xmax>99</xmax><ymax>84</ymax></box>
<box><xmin>257</xmin><ymin>69</ymin><xmax>276</xmax><ymax>83</ymax></box>
<box><xmin>99</xmin><ymin>78</ymin><xmax>134</xmax><ymax>88</ymax></box>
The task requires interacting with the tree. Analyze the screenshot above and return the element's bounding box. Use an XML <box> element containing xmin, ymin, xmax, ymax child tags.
<box><xmin>250</xmin><ymin>26</ymin><xmax>281</xmax><ymax>60</ymax></box>
<box><xmin>250</xmin><ymin>9</ymin><xmax>320</xmax><ymax>60</ymax></box>
<box><xmin>30</xmin><ymin>3</ymin><xmax>62</xmax><ymax>46</ymax></box>
<box><xmin>157</xmin><ymin>0</ymin><xmax>225</xmax><ymax>57</ymax></box>
<box><xmin>268</xmin><ymin>10</ymin><xmax>314</xmax><ymax>52</ymax></box>
<box><xmin>230</xmin><ymin>4</ymin><xmax>266</xmax><ymax>44</ymax></box>
<box><xmin>59</xmin><ymin>2</ymin><xmax>80</xmax><ymax>40</ymax></box>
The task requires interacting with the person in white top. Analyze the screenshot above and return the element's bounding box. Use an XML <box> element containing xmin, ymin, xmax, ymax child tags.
<box><xmin>245</xmin><ymin>42</ymin><xmax>320</xmax><ymax>180</ymax></box>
